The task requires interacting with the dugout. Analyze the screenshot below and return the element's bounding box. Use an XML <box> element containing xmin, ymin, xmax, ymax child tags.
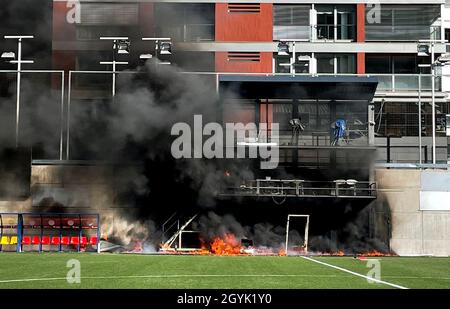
<box><xmin>0</xmin><ymin>213</ymin><xmax>100</xmax><ymax>253</ymax></box>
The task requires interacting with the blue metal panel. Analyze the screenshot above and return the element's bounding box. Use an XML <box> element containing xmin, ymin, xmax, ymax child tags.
<box><xmin>17</xmin><ymin>214</ymin><xmax>23</xmax><ymax>253</ymax></box>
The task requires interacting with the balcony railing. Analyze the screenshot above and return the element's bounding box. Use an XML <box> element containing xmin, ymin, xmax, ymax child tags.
<box><xmin>275</xmin><ymin>24</ymin><xmax>440</xmax><ymax>42</ymax></box>
<box><xmin>316</xmin><ymin>24</ymin><xmax>355</xmax><ymax>41</ymax></box>
<box><xmin>372</xmin><ymin>74</ymin><xmax>442</xmax><ymax>92</ymax></box>
<box><xmin>220</xmin><ymin>179</ymin><xmax>377</xmax><ymax>199</ymax></box>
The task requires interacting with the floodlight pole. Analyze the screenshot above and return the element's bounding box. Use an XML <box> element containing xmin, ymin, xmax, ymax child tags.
<box><xmin>100</xmin><ymin>37</ymin><xmax>129</xmax><ymax>99</ymax></box>
<box><xmin>4</xmin><ymin>35</ymin><xmax>34</xmax><ymax>147</ymax></box>
<box><xmin>419</xmin><ymin>38</ymin><xmax>446</xmax><ymax>164</ymax></box>
<box><xmin>99</xmin><ymin>61</ymin><xmax>128</xmax><ymax>98</ymax></box>
<box><xmin>431</xmin><ymin>42</ymin><xmax>436</xmax><ymax>164</ymax></box>
<box><xmin>418</xmin><ymin>34</ymin><xmax>447</xmax><ymax>164</ymax></box>
<box><xmin>418</xmin><ymin>70</ymin><xmax>422</xmax><ymax>164</ymax></box>
<box><xmin>291</xmin><ymin>41</ymin><xmax>296</xmax><ymax>76</ymax></box>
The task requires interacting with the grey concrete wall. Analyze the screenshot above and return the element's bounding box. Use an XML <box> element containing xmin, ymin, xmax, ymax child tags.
<box><xmin>376</xmin><ymin>169</ymin><xmax>450</xmax><ymax>256</ymax></box>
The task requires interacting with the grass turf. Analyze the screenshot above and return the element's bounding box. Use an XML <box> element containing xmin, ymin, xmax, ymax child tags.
<box><xmin>0</xmin><ymin>253</ymin><xmax>448</xmax><ymax>289</ymax></box>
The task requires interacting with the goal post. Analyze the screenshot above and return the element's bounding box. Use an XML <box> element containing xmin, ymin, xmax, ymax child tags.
<box><xmin>285</xmin><ymin>214</ymin><xmax>310</xmax><ymax>255</ymax></box>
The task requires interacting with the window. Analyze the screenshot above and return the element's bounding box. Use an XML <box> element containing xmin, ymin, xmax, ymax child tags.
<box><xmin>273</xmin><ymin>5</ymin><xmax>311</xmax><ymax>40</ymax></box>
<box><xmin>275</xmin><ymin>55</ymin><xmax>291</xmax><ymax>74</ymax></box>
<box><xmin>316</xmin><ymin>5</ymin><xmax>334</xmax><ymax>40</ymax></box>
<box><xmin>337</xmin><ymin>6</ymin><xmax>356</xmax><ymax>40</ymax></box>
<box><xmin>366</xmin><ymin>54</ymin><xmax>430</xmax><ymax>74</ymax></box>
<box><xmin>316</xmin><ymin>5</ymin><xmax>355</xmax><ymax>41</ymax></box>
<box><xmin>365</xmin><ymin>5</ymin><xmax>441</xmax><ymax>41</ymax></box>
<box><xmin>274</xmin><ymin>53</ymin><xmax>312</xmax><ymax>74</ymax></box>
<box><xmin>80</xmin><ymin>3</ymin><xmax>139</xmax><ymax>25</ymax></box>
<box><xmin>336</xmin><ymin>54</ymin><xmax>356</xmax><ymax>74</ymax></box>
<box><xmin>365</xmin><ymin>55</ymin><xmax>392</xmax><ymax>74</ymax></box>
<box><xmin>316</xmin><ymin>54</ymin><xmax>356</xmax><ymax>74</ymax></box>
<box><xmin>316</xmin><ymin>54</ymin><xmax>334</xmax><ymax>73</ymax></box>
<box><xmin>155</xmin><ymin>4</ymin><xmax>215</xmax><ymax>42</ymax></box>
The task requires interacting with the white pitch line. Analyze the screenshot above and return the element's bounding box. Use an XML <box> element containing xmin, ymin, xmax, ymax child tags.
<box><xmin>0</xmin><ymin>273</ymin><xmax>346</xmax><ymax>284</ymax></box>
<box><xmin>301</xmin><ymin>256</ymin><xmax>408</xmax><ymax>289</ymax></box>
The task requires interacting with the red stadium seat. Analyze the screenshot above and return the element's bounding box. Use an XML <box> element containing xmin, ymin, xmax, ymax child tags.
<box><xmin>51</xmin><ymin>236</ymin><xmax>60</xmax><ymax>245</ymax></box>
<box><xmin>22</xmin><ymin>236</ymin><xmax>31</xmax><ymax>245</ymax></box>
<box><xmin>41</xmin><ymin>236</ymin><xmax>50</xmax><ymax>245</ymax></box>
<box><xmin>80</xmin><ymin>236</ymin><xmax>88</xmax><ymax>245</ymax></box>
<box><xmin>70</xmin><ymin>237</ymin><xmax>79</xmax><ymax>245</ymax></box>
<box><xmin>31</xmin><ymin>236</ymin><xmax>40</xmax><ymax>245</ymax></box>
<box><xmin>61</xmin><ymin>236</ymin><xmax>70</xmax><ymax>245</ymax></box>
<box><xmin>90</xmin><ymin>236</ymin><xmax>98</xmax><ymax>245</ymax></box>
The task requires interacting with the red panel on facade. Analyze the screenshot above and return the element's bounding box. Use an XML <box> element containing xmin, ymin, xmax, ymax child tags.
<box><xmin>215</xmin><ymin>52</ymin><xmax>272</xmax><ymax>73</ymax></box>
<box><xmin>356</xmin><ymin>4</ymin><xmax>366</xmax><ymax>74</ymax></box>
<box><xmin>357</xmin><ymin>53</ymin><xmax>366</xmax><ymax>75</ymax></box>
<box><xmin>139</xmin><ymin>3</ymin><xmax>155</xmax><ymax>37</ymax></box>
<box><xmin>53</xmin><ymin>2</ymin><xmax>77</xmax><ymax>42</ymax></box>
<box><xmin>356</xmin><ymin>4</ymin><xmax>366</xmax><ymax>42</ymax></box>
<box><xmin>215</xmin><ymin>3</ymin><xmax>273</xmax><ymax>42</ymax></box>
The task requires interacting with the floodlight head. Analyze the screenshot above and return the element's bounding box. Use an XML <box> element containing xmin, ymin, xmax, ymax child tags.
<box><xmin>277</xmin><ymin>41</ymin><xmax>289</xmax><ymax>56</ymax></box>
<box><xmin>116</xmin><ymin>40</ymin><xmax>130</xmax><ymax>54</ymax></box>
<box><xmin>438</xmin><ymin>54</ymin><xmax>450</xmax><ymax>64</ymax></box>
<box><xmin>1</xmin><ymin>52</ymin><xmax>15</xmax><ymax>60</ymax></box>
<box><xmin>4</xmin><ymin>35</ymin><xmax>34</xmax><ymax>39</ymax></box>
<box><xmin>297</xmin><ymin>55</ymin><xmax>310</xmax><ymax>61</ymax></box>
<box><xmin>417</xmin><ymin>44</ymin><xmax>429</xmax><ymax>57</ymax></box>
<box><xmin>140</xmin><ymin>54</ymin><xmax>153</xmax><ymax>60</ymax></box>
<box><xmin>159</xmin><ymin>41</ymin><xmax>172</xmax><ymax>55</ymax></box>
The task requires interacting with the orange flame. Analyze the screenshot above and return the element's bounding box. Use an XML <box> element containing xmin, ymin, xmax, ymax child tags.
<box><xmin>333</xmin><ymin>250</ymin><xmax>345</xmax><ymax>256</ymax></box>
<box><xmin>278</xmin><ymin>248</ymin><xmax>286</xmax><ymax>256</ymax></box>
<box><xmin>210</xmin><ymin>234</ymin><xmax>245</xmax><ymax>255</ymax></box>
<box><xmin>357</xmin><ymin>250</ymin><xmax>392</xmax><ymax>257</ymax></box>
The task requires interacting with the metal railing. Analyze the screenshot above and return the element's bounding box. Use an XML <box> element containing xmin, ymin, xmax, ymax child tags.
<box><xmin>275</xmin><ymin>24</ymin><xmax>439</xmax><ymax>42</ymax></box>
<box><xmin>221</xmin><ymin>179</ymin><xmax>377</xmax><ymax>199</ymax></box>
<box><xmin>316</xmin><ymin>24</ymin><xmax>355</xmax><ymax>41</ymax></box>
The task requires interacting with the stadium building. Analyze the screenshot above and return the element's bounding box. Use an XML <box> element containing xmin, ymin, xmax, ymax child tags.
<box><xmin>1</xmin><ymin>0</ymin><xmax>450</xmax><ymax>256</ymax></box>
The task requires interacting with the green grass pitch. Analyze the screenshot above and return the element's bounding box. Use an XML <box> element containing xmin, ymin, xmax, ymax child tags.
<box><xmin>0</xmin><ymin>253</ymin><xmax>449</xmax><ymax>289</ymax></box>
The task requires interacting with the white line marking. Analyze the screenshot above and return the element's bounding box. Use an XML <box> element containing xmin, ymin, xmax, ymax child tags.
<box><xmin>301</xmin><ymin>256</ymin><xmax>408</xmax><ymax>289</ymax></box>
<box><xmin>0</xmin><ymin>274</ymin><xmax>346</xmax><ymax>284</ymax></box>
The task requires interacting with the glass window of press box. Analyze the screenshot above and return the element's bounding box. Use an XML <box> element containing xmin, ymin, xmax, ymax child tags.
<box><xmin>271</xmin><ymin>100</ymin><xmax>369</xmax><ymax>147</ymax></box>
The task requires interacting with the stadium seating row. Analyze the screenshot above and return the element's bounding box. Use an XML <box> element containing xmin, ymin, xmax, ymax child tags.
<box><xmin>0</xmin><ymin>236</ymin><xmax>98</xmax><ymax>246</ymax></box>
<box><xmin>0</xmin><ymin>236</ymin><xmax>18</xmax><ymax>245</ymax></box>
